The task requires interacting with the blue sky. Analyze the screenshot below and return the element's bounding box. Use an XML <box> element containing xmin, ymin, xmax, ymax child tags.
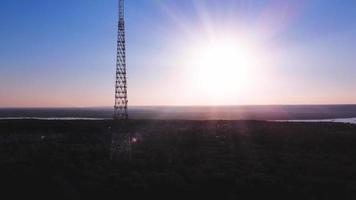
<box><xmin>0</xmin><ymin>0</ymin><xmax>356</xmax><ymax>107</ymax></box>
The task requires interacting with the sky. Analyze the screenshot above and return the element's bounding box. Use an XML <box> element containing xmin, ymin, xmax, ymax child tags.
<box><xmin>0</xmin><ymin>0</ymin><xmax>356</xmax><ymax>107</ymax></box>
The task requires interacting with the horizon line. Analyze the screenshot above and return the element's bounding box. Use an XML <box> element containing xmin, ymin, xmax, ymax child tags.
<box><xmin>1</xmin><ymin>103</ymin><xmax>356</xmax><ymax>109</ymax></box>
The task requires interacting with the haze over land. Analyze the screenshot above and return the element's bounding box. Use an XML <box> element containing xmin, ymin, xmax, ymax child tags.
<box><xmin>1</xmin><ymin>105</ymin><xmax>356</xmax><ymax>121</ymax></box>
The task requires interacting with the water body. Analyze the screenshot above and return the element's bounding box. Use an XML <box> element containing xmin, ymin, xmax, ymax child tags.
<box><xmin>0</xmin><ymin>117</ymin><xmax>109</xmax><ymax>121</ymax></box>
<box><xmin>274</xmin><ymin>118</ymin><xmax>356</xmax><ymax>125</ymax></box>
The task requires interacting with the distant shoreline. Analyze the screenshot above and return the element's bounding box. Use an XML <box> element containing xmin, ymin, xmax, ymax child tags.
<box><xmin>1</xmin><ymin>117</ymin><xmax>356</xmax><ymax>125</ymax></box>
<box><xmin>0</xmin><ymin>117</ymin><xmax>110</xmax><ymax>121</ymax></box>
<box><xmin>1</xmin><ymin>105</ymin><xmax>356</xmax><ymax>121</ymax></box>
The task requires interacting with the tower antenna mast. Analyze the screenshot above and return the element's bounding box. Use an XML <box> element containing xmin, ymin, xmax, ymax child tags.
<box><xmin>114</xmin><ymin>0</ymin><xmax>128</xmax><ymax>120</ymax></box>
<box><xmin>112</xmin><ymin>0</ymin><xmax>130</xmax><ymax>159</ymax></box>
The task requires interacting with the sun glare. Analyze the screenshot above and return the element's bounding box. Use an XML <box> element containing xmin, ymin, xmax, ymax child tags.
<box><xmin>182</xmin><ymin>35</ymin><xmax>261</xmax><ymax>103</ymax></box>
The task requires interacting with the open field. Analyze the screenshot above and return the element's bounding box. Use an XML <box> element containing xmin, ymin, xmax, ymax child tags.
<box><xmin>1</xmin><ymin>120</ymin><xmax>356</xmax><ymax>200</ymax></box>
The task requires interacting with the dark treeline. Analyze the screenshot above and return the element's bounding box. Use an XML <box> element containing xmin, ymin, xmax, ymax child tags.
<box><xmin>0</xmin><ymin>120</ymin><xmax>356</xmax><ymax>200</ymax></box>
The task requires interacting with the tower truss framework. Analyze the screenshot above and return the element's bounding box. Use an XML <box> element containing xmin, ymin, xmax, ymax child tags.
<box><xmin>114</xmin><ymin>0</ymin><xmax>128</xmax><ymax>120</ymax></box>
<box><xmin>112</xmin><ymin>0</ymin><xmax>130</xmax><ymax>160</ymax></box>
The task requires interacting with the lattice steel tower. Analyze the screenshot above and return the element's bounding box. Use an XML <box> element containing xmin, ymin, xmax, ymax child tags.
<box><xmin>112</xmin><ymin>0</ymin><xmax>130</xmax><ymax>159</ymax></box>
<box><xmin>114</xmin><ymin>0</ymin><xmax>128</xmax><ymax>120</ymax></box>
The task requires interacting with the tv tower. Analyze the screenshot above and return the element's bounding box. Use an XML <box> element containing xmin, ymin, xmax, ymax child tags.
<box><xmin>112</xmin><ymin>0</ymin><xmax>130</xmax><ymax>159</ymax></box>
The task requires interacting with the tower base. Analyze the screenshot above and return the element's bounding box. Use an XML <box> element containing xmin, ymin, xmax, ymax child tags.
<box><xmin>111</xmin><ymin>122</ymin><xmax>131</xmax><ymax>161</ymax></box>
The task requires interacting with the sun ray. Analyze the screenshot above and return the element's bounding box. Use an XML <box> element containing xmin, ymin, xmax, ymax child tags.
<box><xmin>192</xmin><ymin>0</ymin><xmax>215</xmax><ymax>40</ymax></box>
<box><xmin>154</xmin><ymin>0</ymin><xmax>195</xmax><ymax>36</ymax></box>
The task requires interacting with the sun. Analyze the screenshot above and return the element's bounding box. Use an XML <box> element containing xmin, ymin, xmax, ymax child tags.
<box><xmin>182</xmin><ymin>35</ymin><xmax>260</xmax><ymax>103</ymax></box>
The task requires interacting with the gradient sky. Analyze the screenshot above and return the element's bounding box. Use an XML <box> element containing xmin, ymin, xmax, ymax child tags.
<box><xmin>0</xmin><ymin>0</ymin><xmax>356</xmax><ymax>107</ymax></box>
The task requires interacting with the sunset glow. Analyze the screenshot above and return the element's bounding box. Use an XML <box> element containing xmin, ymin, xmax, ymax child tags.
<box><xmin>0</xmin><ymin>0</ymin><xmax>356</xmax><ymax>107</ymax></box>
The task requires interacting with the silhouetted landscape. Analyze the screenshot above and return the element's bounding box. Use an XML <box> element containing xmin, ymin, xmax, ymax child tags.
<box><xmin>1</xmin><ymin>119</ymin><xmax>356</xmax><ymax>200</ymax></box>
<box><xmin>2</xmin><ymin>0</ymin><xmax>356</xmax><ymax>199</ymax></box>
<box><xmin>2</xmin><ymin>105</ymin><xmax>356</xmax><ymax>120</ymax></box>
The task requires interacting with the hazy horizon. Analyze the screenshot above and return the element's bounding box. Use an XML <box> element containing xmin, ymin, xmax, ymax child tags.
<box><xmin>2</xmin><ymin>103</ymin><xmax>356</xmax><ymax>109</ymax></box>
<box><xmin>1</xmin><ymin>105</ymin><xmax>356</xmax><ymax>121</ymax></box>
